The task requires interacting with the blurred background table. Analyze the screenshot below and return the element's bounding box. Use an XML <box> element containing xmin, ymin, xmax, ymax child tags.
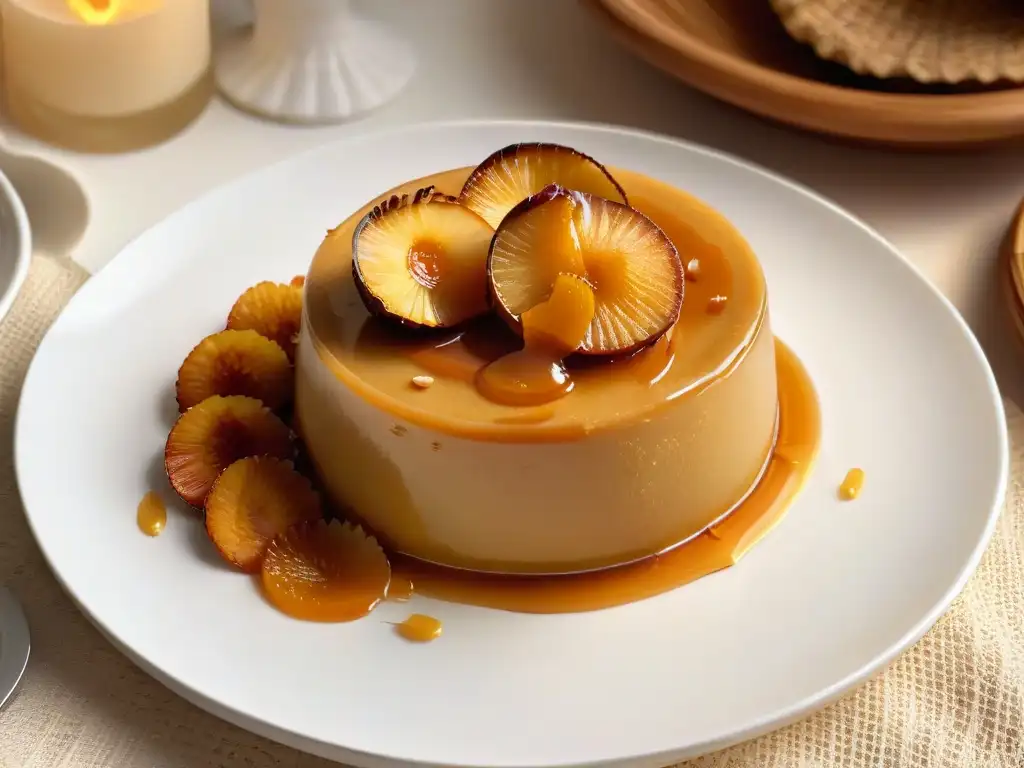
<box><xmin>3</xmin><ymin>3</ymin><xmax>1024</xmax><ymax>766</ymax></box>
<box><xmin>5</xmin><ymin>0</ymin><xmax>1021</xmax><ymax>396</ymax></box>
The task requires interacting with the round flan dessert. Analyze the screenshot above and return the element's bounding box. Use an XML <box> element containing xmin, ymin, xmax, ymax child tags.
<box><xmin>296</xmin><ymin>143</ymin><xmax>778</xmax><ymax>576</ymax></box>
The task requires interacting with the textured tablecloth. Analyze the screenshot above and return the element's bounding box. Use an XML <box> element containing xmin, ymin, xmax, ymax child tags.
<box><xmin>0</xmin><ymin>254</ymin><xmax>1022</xmax><ymax>767</ymax></box>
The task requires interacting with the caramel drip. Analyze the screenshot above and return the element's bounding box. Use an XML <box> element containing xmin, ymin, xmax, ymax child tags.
<box><xmin>395</xmin><ymin>614</ymin><xmax>443</xmax><ymax>642</ymax></box>
<box><xmin>476</xmin><ymin>274</ymin><xmax>594</xmax><ymax>408</ymax></box>
<box><xmin>476</xmin><ymin>350</ymin><xmax>573</xmax><ymax>407</ymax></box>
<box><xmin>137</xmin><ymin>491</ymin><xmax>167</xmax><ymax>537</ymax></box>
<box><xmin>839</xmin><ymin>468</ymin><xmax>865</xmax><ymax>501</ymax></box>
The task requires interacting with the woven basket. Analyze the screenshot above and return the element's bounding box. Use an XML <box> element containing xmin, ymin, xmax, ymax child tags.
<box><xmin>771</xmin><ymin>0</ymin><xmax>1024</xmax><ymax>84</ymax></box>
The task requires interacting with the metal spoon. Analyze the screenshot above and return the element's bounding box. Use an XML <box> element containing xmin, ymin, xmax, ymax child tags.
<box><xmin>0</xmin><ymin>587</ymin><xmax>30</xmax><ymax>711</ymax></box>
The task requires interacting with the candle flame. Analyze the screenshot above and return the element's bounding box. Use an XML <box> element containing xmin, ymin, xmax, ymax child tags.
<box><xmin>67</xmin><ymin>0</ymin><xmax>120</xmax><ymax>25</ymax></box>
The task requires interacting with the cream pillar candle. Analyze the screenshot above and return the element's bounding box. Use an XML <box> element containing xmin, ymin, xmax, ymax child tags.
<box><xmin>1</xmin><ymin>0</ymin><xmax>213</xmax><ymax>152</ymax></box>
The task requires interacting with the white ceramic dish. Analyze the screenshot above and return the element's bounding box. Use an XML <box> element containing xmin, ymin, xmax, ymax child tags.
<box><xmin>15</xmin><ymin>121</ymin><xmax>1007</xmax><ymax>768</ymax></box>
<box><xmin>0</xmin><ymin>167</ymin><xmax>32</xmax><ymax>327</ymax></box>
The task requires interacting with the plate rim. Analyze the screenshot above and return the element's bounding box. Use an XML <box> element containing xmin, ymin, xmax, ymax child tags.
<box><xmin>13</xmin><ymin>118</ymin><xmax>1010</xmax><ymax>767</ymax></box>
<box><xmin>0</xmin><ymin>166</ymin><xmax>32</xmax><ymax>328</ymax></box>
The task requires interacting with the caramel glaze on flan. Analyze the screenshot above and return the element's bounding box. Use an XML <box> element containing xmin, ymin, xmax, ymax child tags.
<box><xmin>296</xmin><ymin>166</ymin><xmax>778</xmax><ymax>576</ymax></box>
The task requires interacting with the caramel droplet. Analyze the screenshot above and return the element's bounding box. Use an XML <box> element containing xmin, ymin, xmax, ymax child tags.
<box><xmin>396</xmin><ymin>614</ymin><xmax>443</xmax><ymax>643</ymax></box>
<box><xmin>137</xmin><ymin>491</ymin><xmax>167</xmax><ymax>537</ymax></box>
<box><xmin>839</xmin><ymin>468</ymin><xmax>865</xmax><ymax>501</ymax></box>
<box><xmin>707</xmin><ymin>295</ymin><xmax>728</xmax><ymax>315</ymax></box>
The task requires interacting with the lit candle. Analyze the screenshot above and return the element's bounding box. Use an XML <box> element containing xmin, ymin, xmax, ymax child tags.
<box><xmin>1</xmin><ymin>0</ymin><xmax>212</xmax><ymax>152</ymax></box>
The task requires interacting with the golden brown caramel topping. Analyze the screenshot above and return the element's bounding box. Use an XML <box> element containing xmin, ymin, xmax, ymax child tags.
<box><xmin>395</xmin><ymin>614</ymin><xmax>443</xmax><ymax>642</ymax></box>
<box><xmin>476</xmin><ymin>351</ymin><xmax>573</xmax><ymax>407</ymax></box>
<box><xmin>137</xmin><ymin>491</ymin><xmax>167</xmax><ymax>537</ymax></box>
<box><xmin>407</xmin><ymin>240</ymin><xmax>446</xmax><ymax>289</ymax></box>
<box><xmin>520</xmin><ymin>274</ymin><xmax>596</xmax><ymax>355</ymax></box>
<box><xmin>839</xmin><ymin>468</ymin><xmax>865</xmax><ymax>501</ymax></box>
<box><xmin>476</xmin><ymin>273</ymin><xmax>596</xmax><ymax>408</ymax></box>
<box><xmin>306</xmin><ymin>164</ymin><xmax>762</xmax><ymax>439</ymax></box>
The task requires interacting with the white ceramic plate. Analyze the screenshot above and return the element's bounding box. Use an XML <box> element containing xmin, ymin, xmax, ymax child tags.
<box><xmin>0</xmin><ymin>167</ymin><xmax>32</xmax><ymax>327</ymax></box>
<box><xmin>15</xmin><ymin>121</ymin><xmax>1007</xmax><ymax>768</ymax></box>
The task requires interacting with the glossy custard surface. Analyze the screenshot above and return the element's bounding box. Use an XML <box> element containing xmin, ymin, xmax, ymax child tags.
<box><xmin>297</xmin><ymin>166</ymin><xmax>778</xmax><ymax>574</ymax></box>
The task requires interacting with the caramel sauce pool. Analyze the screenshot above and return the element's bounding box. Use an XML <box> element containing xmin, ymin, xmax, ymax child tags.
<box><xmin>391</xmin><ymin>338</ymin><xmax>819</xmax><ymax>613</ymax></box>
<box><xmin>839</xmin><ymin>468</ymin><xmax>865</xmax><ymax>501</ymax></box>
<box><xmin>395</xmin><ymin>614</ymin><xmax>443</xmax><ymax>642</ymax></box>
<box><xmin>137</xmin><ymin>491</ymin><xmax>167</xmax><ymax>537</ymax></box>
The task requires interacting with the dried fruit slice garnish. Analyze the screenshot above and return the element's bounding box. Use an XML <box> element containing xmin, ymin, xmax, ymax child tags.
<box><xmin>165</xmin><ymin>395</ymin><xmax>292</xmax><ymax>508</ymax></box>
<box><xmin>227</xmin><ymin>281</ymin><xmax>304</xmax><ymax>360</ymax></box>
<box><xmin>351</xmin><ymin>187</ymin><xmax>495</xmax><ymax>329</ymax></box>
<box><xmin>489</xmin><ymin>185</ymin><xmax>683</xmax><ymax>356</ymax></box>
<box><xmin>261</xmin><ymin>519</ymin><xmax>392</xmax><ymax>622</ymax></box>
<box><xmin>176</xmin><ymin>329</ymin><xmax>293</xmax><ymax>412</ymax></box>
<box><xmin>205</xmin><ymin>456</ymin><xmax>321</xmax><ymax>572</ymax></box>
<box><xmin>459</xmin><ymin>143</ymin><xmax>628</xmax><ymax>229</ymax></box>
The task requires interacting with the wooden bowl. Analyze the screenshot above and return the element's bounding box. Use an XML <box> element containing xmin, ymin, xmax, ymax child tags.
<box><xmin>1002</xmin><ymin>200</ymin><xmax>1024</xmax><ymax>346</ymax></box>
<box><xmin>585</xmin><ymin>0</ymin><xmax>1024</xmax><ymax>148</ymax></box>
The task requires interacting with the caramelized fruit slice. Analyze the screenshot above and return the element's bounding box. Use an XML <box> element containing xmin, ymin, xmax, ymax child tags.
<box><xmin>521</xmin><ymin>273</ymin><xmax>596</xmax><ymax>355</ymax></box>
<box><xmin>176</xmin><ymin>329</ymin><xmax>293</xmax><ymax>412</ymax></box>
<box><xmin>205</xmin><ymin>456</ymin><xmax>321</xmax><ymax>572</ymax></box>
<box><xmin>261</xmin><ymin>519</ymin><xmax>392</xmax><ymax>622</ymax></box>
<box><xmin>489</xmin><ymin>186</ymin><xmax>683</xmax><ymax>356</ymax></box>
<box><xmin>459</xmin><ymin>143</ymin><xmax>628</xmax><ymax>229</ymax></box>
<box><xmin>165</xmin><ymin>395</ymin><xmax>292</xmax><ymax>507</ymax></box>
<box><xmin>227</xmin><ymin>281</ymin><xmax>304</xmax><ymax>360</ymax></box>
<box><xmin>352</xmin><ymin>187</ymin><xmax>494</xmax><ymax>329</ymax></box>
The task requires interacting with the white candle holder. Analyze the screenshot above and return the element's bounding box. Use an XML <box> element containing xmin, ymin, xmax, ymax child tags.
<box><xmin>214</xmin><ymin>0</ymin><xmax>416</xmax><ymax>124</ymax></box>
